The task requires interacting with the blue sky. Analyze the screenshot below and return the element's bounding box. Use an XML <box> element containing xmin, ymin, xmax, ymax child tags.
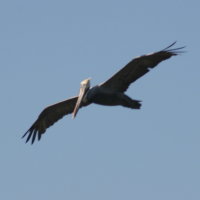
<box><xmin>1</xmin><ymin>0</ymin><xmax>200</xmax><ymax>199</ymax></box>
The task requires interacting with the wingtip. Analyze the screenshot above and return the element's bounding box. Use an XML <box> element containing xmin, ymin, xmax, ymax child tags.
<box><xmin>22</xmin><ymin>127</ymin><xmax>33</xmax><ymax>144</ymax></box>
<box><xmin>37</xmin><ymin>132</ymin><xmax>42</xmax><ymax>141</ymax></box>
<box><xmin>162</xmin><ymin>41</ymin><xmax>177</xmax><ymax>51</ymax></box>
<box><xmin>162</xmin><ymin>41</ymin><xmax>186</xmax><ymax>55</ymax></box>
<box><xmin>21</xmin><ymin>131</ymin><xmax>28</xmax><ymax>139</ymax></box>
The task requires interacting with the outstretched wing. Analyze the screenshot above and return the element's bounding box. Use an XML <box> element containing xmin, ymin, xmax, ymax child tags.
<box><xmin>22</xmin><ymin>97</ymin><xmax>90</xmax><ymax>144</ymax></box>
<box><xmin>100</xmin><ymin>42</ymin><xmax>184</xmax><ymax>92</ymax></box>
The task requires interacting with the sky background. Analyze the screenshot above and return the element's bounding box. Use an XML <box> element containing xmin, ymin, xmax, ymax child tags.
<box><xmin>1</xmin><ymin>0</ymin><xmax>200</xmax><ymax>200</ymax></box>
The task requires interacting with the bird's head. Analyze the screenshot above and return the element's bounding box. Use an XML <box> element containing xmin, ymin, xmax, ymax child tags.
<box><xmin>72</xmin><ymin>78</ymin><xmax>91</xmax><ymax>118</ymax></box>
<box><xmin>80</xmin><ymin>78</ymin><xmax>91</xmax><ymax>89</ymax></box>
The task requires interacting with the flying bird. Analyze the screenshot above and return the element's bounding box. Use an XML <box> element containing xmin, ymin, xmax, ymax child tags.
<box><xmin>22</xmin><ymin>42</ymin><xmax>184</xmax><ymax>144</ymax></box>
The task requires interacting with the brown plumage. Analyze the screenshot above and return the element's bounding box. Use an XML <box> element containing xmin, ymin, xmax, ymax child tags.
<box><xmin>100</xmin><ymin>42</ymin><xmax>184</xmax><ymax>92</ymax></box>
<box><xmin>22</xmin><ymin>42</ymin><xmax>184</xmax><ymax>144</ymax></box>
<box><xmin>22</xmin><ymin>97</ymin><xmax>90</xmax><ymax>144</ymax></box>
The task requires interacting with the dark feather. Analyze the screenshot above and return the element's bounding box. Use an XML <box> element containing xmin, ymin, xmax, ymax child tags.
<box><xmin>100</xmin><ymin>42</ymin><xmax>185</xmax><ymax>92</ymax></box>
<box><xmin>22</xmin><ymin>97</ymin><xmax>90</xmax><ymax>144</ymax></box>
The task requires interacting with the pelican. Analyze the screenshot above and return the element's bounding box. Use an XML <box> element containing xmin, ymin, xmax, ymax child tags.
<box><xmin>22</xmin><ymin>42</ymin><xmax>184</xmax><ymax>144</ymax></box>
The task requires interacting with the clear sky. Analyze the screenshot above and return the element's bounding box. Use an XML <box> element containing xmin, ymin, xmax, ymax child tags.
<box><xmin>1</xmin><ymin>0</ymin><xmax>200</xmax><ymax>200</ymax></box>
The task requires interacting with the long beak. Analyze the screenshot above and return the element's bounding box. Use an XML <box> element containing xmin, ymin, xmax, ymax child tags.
<box><xmin>72</xmin><ymin>85</ymin><xmax>88</xmax><ymax>119</ymax></box>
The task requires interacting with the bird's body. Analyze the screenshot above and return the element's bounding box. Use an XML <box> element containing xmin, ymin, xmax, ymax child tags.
<box><xmin>22</xmin><ymin>42</ymin><xmax>184</xmax><ymax>144</ymax></box>
<box><xmin>84</xmin><ymin>85</ymin><xmax>141</xmax><ymax>108</ymax></box>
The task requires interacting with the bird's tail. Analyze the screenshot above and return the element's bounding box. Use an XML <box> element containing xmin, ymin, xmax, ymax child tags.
<box><xmin>120</xmin><ymin>94</ymin><xmax>142</xmax><ymax>109</ymax></box>
<box><xmin>129</xmin><ymin>99</ymin><xmax>142</xmax><ymax>109</ymax></box>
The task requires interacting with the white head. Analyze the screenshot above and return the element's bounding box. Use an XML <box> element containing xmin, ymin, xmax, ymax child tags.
<box><xmin>72</xmin><ymin>78</ymin><xmax>91</xmax><ymax>118</ymax></box>
<box><xmin>80</xmin><ymin>78</ymin><xmax>91</xmax><ymax>89</ymax></box>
